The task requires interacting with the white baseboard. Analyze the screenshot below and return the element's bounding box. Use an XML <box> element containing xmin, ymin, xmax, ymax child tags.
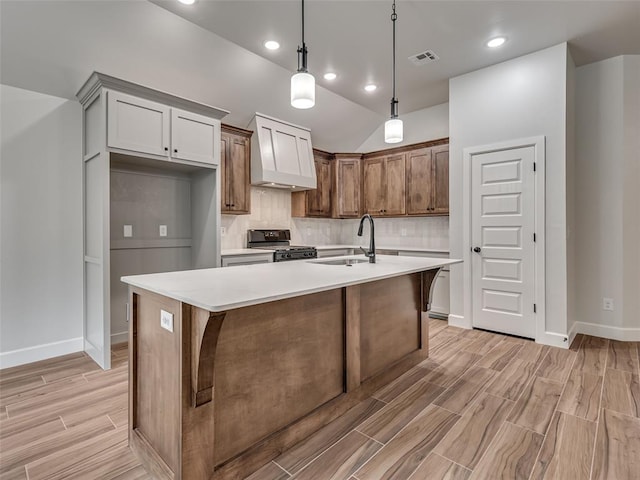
<box><xmin>536</xmin><ymin>331</ymin><xmax>570</xmax><ymax>349</ymax></box>
<box><xmin>0</xmin><ymin>337</ymin><xmax>83</xmax><ymax>370</ymax></box>
<box><xmin>573</xmin><ymin>321</ymin><xmax>640</xmax><ymax>342</ymax></box>
<box><xmin>111</xmin><ymin>331</ymin><xmax>128</xmax><ymax>345</ymax></box>
<box><xmin>448</xmin><ymin>314</ymin><xmax>471</xmax><ymax>329</ymax></box>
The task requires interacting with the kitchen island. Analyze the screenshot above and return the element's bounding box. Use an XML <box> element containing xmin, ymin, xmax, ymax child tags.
<box><xmin>122</xmin><ymin>254</ymin><xmax>460</xmax><ymax>480</ymax></box>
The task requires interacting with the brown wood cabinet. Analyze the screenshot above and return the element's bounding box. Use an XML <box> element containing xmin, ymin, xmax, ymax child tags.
<box><xmin>431</xmin><ymin>145</ymin><xmax>449</xmax><ymax>214</ymax></box>
<box><xmin>406</xmin><ymin>144</ymin><xmax>449</xmax><ymax>215</ymax></box>
<box><xmin>363</xmin><ymin>153</ymin><xmax>406</xmax><ymax>216</ymax></box>
<box><xmin>220</xmin><ymin>125</ymin><xmax>251</xmax><ymax>215</ymax></box>
<box><xmin>293</xmin><ymin>139</ymin><xmax>448</xmax><ymax>219</ymax></box>
<box><xmin>292</xmin><ymin>150</ymin><xmax>333</xmax><ymax>218</ymax></box>
<box><xmin>332</xmin><ymin>154</ymin><xmax>362</xmax><ymax>218</ymax></box>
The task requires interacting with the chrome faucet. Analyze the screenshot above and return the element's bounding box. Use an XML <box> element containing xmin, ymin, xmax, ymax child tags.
<box><xmin>357</xmin><ymin>214</ymin><xmax>376</xmax><ymax>263</ymax></box>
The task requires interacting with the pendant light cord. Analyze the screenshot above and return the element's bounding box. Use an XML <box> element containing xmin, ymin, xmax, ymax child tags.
<box><xmin>389</xmin><ymin>0</ymin><xmax>399</xmax><ymax>118</ymax></box>
<box><xmin>298</xmin><ymin>0</ymin><xmax>308</xmax><ymax>73</ymax></box>
<box><xmin>392</xmin><ymin>0</ymin><xmax>397</xmax><ymax>102</ymax></box>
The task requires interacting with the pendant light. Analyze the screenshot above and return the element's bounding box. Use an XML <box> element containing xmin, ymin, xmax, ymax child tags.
<box><xmin>291</xmin><ymin>0</ymin><xmax>315</xmax><ymax>109</ymax></box>
<box><xmin>384</xmin><ymin>0</ymin><xmax>403</xmax><ymax>143</ymax></box>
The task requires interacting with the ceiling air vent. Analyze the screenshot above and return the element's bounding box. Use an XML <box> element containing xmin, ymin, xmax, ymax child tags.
<box><xmin>408</xmin><ymin>50</ymin><xmax>440</xmax><ymax>66</ymax></box>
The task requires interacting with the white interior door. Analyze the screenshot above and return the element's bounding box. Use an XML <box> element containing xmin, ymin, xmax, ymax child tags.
<box><xmin>471</xmin><ymin>146</ymin><xmax>536</xmax><ymax>338</ymax></box>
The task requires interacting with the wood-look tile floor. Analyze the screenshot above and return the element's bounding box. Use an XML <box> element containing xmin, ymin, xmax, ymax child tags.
<box><xmin>1</xmin><ymin>323</ymin><xmax>639</xmax><ymax>480</ymax></box>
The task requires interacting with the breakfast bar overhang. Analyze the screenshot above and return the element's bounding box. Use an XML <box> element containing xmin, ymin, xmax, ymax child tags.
<box><xmin>122</xmin><ymin>255</ymin><xmax>460</xmax><ymax>480</ymax></box>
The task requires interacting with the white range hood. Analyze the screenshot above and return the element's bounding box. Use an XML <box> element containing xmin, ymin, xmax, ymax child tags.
<box><xmin>248</xmin><ymin>113</ymin><xmax>317</xmax><ymax>191</ymax></box>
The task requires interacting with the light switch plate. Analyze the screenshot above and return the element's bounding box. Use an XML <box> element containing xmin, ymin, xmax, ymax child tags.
<box><xmin>124</xmin><ymin>225</ymin><xmax>133</xmax><ymax>237</ymax></box>
<box><xmin>160</xmin><ymin>309</ymin><xmax>174</xmax><ymax>332</ymax></box>
<box><xmin>159</xmin><ymin>225</ymin><xmax>168</xmax><ymax>237</ymax></box>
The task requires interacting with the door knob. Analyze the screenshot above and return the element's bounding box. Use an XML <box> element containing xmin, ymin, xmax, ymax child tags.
<box><xmin>473</xmin><ymin>247</ymin><xmax>481</xmax><ymax>253</ymax></box>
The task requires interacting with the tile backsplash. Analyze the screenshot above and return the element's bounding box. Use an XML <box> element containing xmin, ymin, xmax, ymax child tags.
<box><xmin>221</xmin><ymin>187</ymin><xmax>449</xmax><ymax>251</ymax></box>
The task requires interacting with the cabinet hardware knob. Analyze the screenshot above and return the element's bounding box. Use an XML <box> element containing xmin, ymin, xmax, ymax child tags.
<box><xmin>231</xmin><ymin>204</ymin><xmax>235</xmax><ymax>207</ymax></box>
<box><xmin>164</xmin><ymin>147</ymin><xmax>168</xmax><ymax>152</ymax></box>
<box><xmin>174</xmin><ymin>149</ymin><xmax>178</xmax><ymax>153</ymax></box>
<box><xmin>473</xmin><ymin>247</ymin><xmax>482</xmax><ymax>253</ymax></box>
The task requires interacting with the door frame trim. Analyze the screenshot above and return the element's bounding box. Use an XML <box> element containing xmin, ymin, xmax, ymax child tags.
<box><xmin>462</xmin><ymin>136</ymin><xmax>547</xmax><ymax>343</ymax></box>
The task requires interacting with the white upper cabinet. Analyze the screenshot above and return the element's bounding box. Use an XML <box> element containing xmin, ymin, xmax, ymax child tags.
<box><xmin>171</xmin><ymin>109</ymin><xmax>220</xmax><ymax>166</ymax></box>
<box><xmin>107</xmin><ymin>91</ymin><xmax>170</xmax><ymax>157</ymax></box>
<box><xmin>102</xmin><ymin>84</ymin><xmax>225</xmax><ymax>167</ymax></box>
<box><xmin>248</xmin><ymin>113</ymin><xmax>316</xmax><ymax>190</ymax></box>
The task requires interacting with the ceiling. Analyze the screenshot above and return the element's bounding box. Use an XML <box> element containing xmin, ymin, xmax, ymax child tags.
<box><xmin>1</xmin><ymin>1</ymin><xmax>639</xmax><ymax>151</ymax></box>
<box><xmin>153</xmin><ymin>0</ymin><xmax>640</xmax><ymax>115</ymax></box>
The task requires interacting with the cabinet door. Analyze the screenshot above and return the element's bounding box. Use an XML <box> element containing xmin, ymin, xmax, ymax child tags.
<box><xmin>406</xmin><ymin>148</ymin><xmax>433</xmax><ymax>215</ymax></box>
<box><xmin>335</xmin><ymin>158</ymin><xmax>361</xmax><ymax>218</ymax></box>
<box><xmin>228</xmin><ymin>136</ymin><xmax>250</xmax><ymax>213</ymax></box>
<box><xmin>220</xmin><ymin>133</ymin><xmax>230</xmax><ymax>210</ymax></box>
<box><xmin>171</xmin><ymin>109</ymin><xmax>219</xmax><ymax>166</ymax></box>
<box><xmin>431</xmin><ymin>145</ymin><xmax>449</xmax><ymax>215</ymax></box>
<box><xmin>107</xmin><ymin>91</ymin><xmax>169</xmax><ymax>157</ymax></box>
<box><xmin>385</xmin><ymin>154</ymin><xmax>406</xmax><ymax>215</ymax></box>
<box><xmin>307</xmin><ymin>158</ymin><xmax>332</xmax><ymax>216</ymax></box>
<box><xmin>363</xmin><ymin>157</ymin><xmax>386</xmax><ymax>215</ymax></box>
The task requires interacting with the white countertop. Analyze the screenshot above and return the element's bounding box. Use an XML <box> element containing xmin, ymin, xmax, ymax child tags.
<box><xmin>122</xmin><ymin>254</ymin><xmax>461</xmax><ymax>313</ymax></box>
<box><xmin>221</xmin><ymin>245</ymin><xmax>449</xmax><ymax>256</ymax></box>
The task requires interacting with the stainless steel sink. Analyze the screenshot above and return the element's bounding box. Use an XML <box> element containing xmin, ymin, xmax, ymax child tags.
<box><xmin>311</xmin><ymin>258</ymin><xmax>370</xmax><ymax>266</ymax></box>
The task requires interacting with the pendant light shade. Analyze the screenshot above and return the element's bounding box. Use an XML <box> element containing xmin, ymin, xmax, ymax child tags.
<box><xmin>384</xmin><ymin>118</ymin><xmax>403</xmax><ymax>143</ymax></box>
<box><xmin>291</xmin><ymin>0</ymin><xmax>315</xmax><ymax>109</ymax></box>
<box><xmin>384</xmin><ymin>0</ymin><xmax>402</xmax><ymax>143</ymax></box>
<box><xmin>291</xmin><ymin>72</ymin><xmax>315</xmax><ymax>109</ymax></box>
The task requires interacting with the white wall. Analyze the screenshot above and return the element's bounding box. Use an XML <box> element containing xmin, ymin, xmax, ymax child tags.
<box><xmin>574</xmin><ymin>55</ymin><xmax>640</xmax><ymax>340</ymax></box>
<box><xmin>449</xmin><ymin>43</ymin><xmax>571</xmax><ymax>343</ymax></box>
<box><xmin>0</xmin><ymin>85</ymin><xmax>83</xmax><ymax>368</ymax></box>
<box><xmin>356</xmin><ymin>103</ymin><xmax>449</xmax><ymax>153</ymax></box>
<box><xmin>622</xmin><ymin>56</ymin><xmax>640</xmax><ymax>337</ymax></box>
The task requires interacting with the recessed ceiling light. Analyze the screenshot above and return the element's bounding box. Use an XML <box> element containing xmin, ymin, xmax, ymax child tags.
<box><xmin>364</xmin><ymin>84</ymin><xmax>377</xmax><ymax>92</ymax></box>
<box><xmin>487</xmin><ymin>37</ymin><xmax>506</xmax><ymax>48</ymax></box>
<box><xmin>177</xmin><ymin>0</ymin><xmax>196</xmax><ymax>5</ymax></box>
<box><xmin>324</xmin><ymin>72</ymin><xmax>337</xmax><ymax>81</ymax></box>
<box><xmin>264</xmin><ymin>40</ymin><xmax>280</xmax><ymax>50</ymax></box>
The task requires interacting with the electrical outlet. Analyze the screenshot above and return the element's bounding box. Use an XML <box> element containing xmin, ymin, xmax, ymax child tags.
<box><xmin>306</xmin><ymin>227</ymin><xmax>312</xmax><ymax>236</ymax></box>
<box><xmin>159</xmin><ymin>225</ymin><xmax>167</xmax><ymax>237</ymax></box>
<box><xmin>401</xmin><ymin>228</ymin><xmax>407</xmax><ymax>237</ymax></box>
<box><xmin>603</xmin><ymin>297</ymin><xmax>614</xmax><ymax>311</ymax></box>
<box><xmin>160</xmin><ymin>309</ymin><xmax>174</xmax><ymax>332</ymax></box>
<box><xmin>123</xmin><ymin>225</ymin><xmax>133</xmax><ymax>237</ymax></box>
<box><xmin>221</xmin><ymin>227</ymin><xmax>226</xmax><ymax>237</ymax></box>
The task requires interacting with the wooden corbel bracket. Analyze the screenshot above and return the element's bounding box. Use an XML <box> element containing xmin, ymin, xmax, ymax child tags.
<box><xmin>421</xmin><ymin>268</ymin><xmax>442</xmax><ymax>313</ymax></box>
<box><xmin>191</xmin><ymin>311</ymin><xmax>226</xmax><ymax>407</ymax></box>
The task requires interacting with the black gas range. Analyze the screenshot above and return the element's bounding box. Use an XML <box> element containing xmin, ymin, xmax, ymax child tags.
<box><xmin>247</xmin><ymin>229</ymin><xmax>317</xmax><ymax>262</ymax></box>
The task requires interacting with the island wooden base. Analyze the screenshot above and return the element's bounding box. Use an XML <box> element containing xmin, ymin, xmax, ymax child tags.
<box><xmin>128</xmin><ymin>270</ymin><xmax>441</xmax><ymax>480</ymax></box>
